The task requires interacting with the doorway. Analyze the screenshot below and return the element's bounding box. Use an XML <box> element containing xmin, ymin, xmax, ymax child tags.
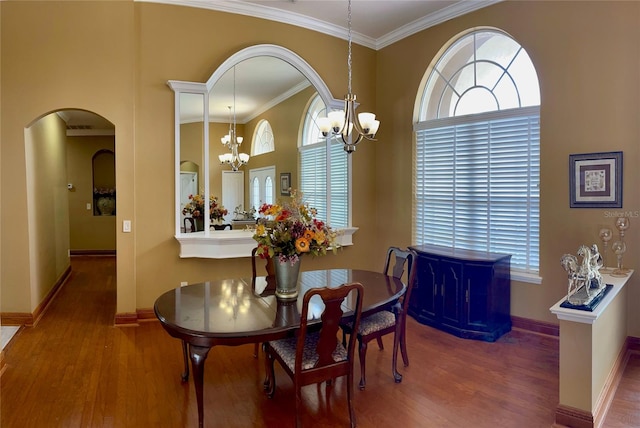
<box><xmin>24</xmin><ymin>109</ymin><xmax>116</xmax><ymax>322</ymax></box>
<box><xmin>249</xmin><ymin>166</ymin><xmax>276</xmax><ymax>211</ymax></box>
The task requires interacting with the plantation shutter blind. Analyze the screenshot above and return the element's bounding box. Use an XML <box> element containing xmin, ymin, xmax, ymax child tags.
<box><xmin>299</xmin><ymin>143</ymin><xmax>327</xmax><ymax>219</ymax></box>
<box><xmin>414</xmin><ymin>107</ymin><xmax>540</xmax><ymax>273</ymax></box>
<box><xmin>328</xmin><ymin>140</ymin><xmax>348</xmax><ymax>228</ymax></box>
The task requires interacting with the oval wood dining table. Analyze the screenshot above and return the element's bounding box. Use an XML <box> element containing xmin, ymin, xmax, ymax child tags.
<box><xmin>154</xmin><ymin>268</ymin><xmax>406</xmax><ymax>428</ymax></box>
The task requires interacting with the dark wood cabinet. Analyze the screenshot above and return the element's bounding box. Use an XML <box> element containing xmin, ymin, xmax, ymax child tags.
<box><xmin>408</xmin><ymin>244</ymin><xmax>511</xmax><ymax>342</ymax></box>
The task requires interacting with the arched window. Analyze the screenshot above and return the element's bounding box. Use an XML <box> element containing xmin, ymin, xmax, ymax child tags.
<box><xmin>299</xmin><ymin>94</ymin><xmax>348</xmax><ymax>228</ymax></box>
<box><xmin>264</xmin><ymin>176</ymin><xmax>274</xmax><ymax>204</ymax></box>
<box><xmin>415</xmin><ymin>29</ymin><xmax>540</xmax><ymax>278</ymax></box>
<box><xmin>252</xmin><ymin>177</ymin><xmax>260</xmax><ymax>210</ymax></box>
<box><xmin>252</xmin><ymin>120</ymin><xmax>274</xmax><ymax>155</ymax></box>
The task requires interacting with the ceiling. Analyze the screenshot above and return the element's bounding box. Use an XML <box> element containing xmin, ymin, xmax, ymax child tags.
<box><xmin>61</xmin><ymin>0</ymin><xmax>501</xmax><ymax>134</ymax></box>
<box><xmin>154</xmin><ymin>0</ymin><xmax>502</xmax><ymax>50</ymax></box>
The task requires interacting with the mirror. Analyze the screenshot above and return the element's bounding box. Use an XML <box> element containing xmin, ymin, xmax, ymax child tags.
<box><xmin>179</xmin><ymin>93</ymin><xmax>205</xmax><ymax>231</ymax></box>
<box><xmin>208</xmin><ymin>57</ymin><xmax>312</xmax><ymax>219</ymax></box>
<box><xmin>170</xmin><ymin>45</ymin><xmax>353</xmax><ymax>258</ymax></box>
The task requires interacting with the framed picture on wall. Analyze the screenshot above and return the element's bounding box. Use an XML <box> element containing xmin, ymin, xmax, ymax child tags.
<box><xmin>569</xmin><ymin>151</ymin><xmax>623</xmax><ymax>208</ymax></box>
<box><xmin>280</xmin><ymin>173</ymin><xmax>291</xmax><ymax>196</ymax></box>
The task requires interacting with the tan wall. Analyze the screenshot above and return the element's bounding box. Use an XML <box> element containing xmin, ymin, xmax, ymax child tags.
<box><xmin>1</xmin><ymin>1</ymin><xmax>136</xmax><ymax>314</ymax></box>
<box><xmin>24</xmin><ymin>113</ymin><xmax>70</xmax><ymax>310</ymax></box>
<box><xmin>1</xmin><ymin>1</ymin><xmax>638</xmax><ymax>340</ymax></box>
<box><xmin>591</xmin><ymin>287</ymin><xmax>628</xmax><ymax>409</ymax></box>
<box><xmin>377</xmin><ymin>1</ymin><xmax>639</xmax><ymax>330</ymax></box>
<box><xmin>67</xmin><ymin>135</ymin><xmax>116</xmax><ymax>251</ymax></box>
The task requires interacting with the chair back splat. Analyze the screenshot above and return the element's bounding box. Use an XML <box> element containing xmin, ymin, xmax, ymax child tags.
<box><xmin>264</xmin><ymin>282</ymin><xmax>364</xmax><ymax>428</ymax></box>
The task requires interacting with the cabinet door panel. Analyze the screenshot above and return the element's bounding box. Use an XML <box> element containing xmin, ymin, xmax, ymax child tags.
<box><xmin>410</xmin><ymin>255</ymin><xmax>438</xmax><ymax>321</ymax></box>
<box><xmin>465</xmin><ymin>263</ymin><xmax>492</xmax><ymax>330</ymax></box>
<box><xmin>440</xmin><ymin>259</ymin><xmax>463</xmax><ymax>327</ymax></box>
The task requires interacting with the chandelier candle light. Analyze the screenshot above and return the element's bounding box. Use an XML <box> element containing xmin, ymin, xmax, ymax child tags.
<box><xmin>316</xmin><ymin>0</ymin><xmax>380</xmax><ymax>153</ymax></box>
<box><xmin>219</xmin><ymin>67</ymin><xmax>249</xmax><ymax>170</ymax></box>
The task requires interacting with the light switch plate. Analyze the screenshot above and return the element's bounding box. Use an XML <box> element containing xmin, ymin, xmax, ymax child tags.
<box><xmin>123</xmin><ymin>220</ymin><xmax>131</xmax><ymax>233</ymax></box>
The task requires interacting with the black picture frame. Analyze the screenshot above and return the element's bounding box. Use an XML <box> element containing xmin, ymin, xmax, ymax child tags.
<box><xmin>280</xmin><ymin>173</ymin><xmax>291</xmax><ymax>196</ymax></box>
<box><xmin>569</xmin><ymin>151</ymin><xmax>623</xmax><ymax>208</ymax></box>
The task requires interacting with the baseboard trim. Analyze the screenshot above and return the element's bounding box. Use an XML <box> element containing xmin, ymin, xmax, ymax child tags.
<box><xmin>0</xmin><ymin>312</ymin><xmax>34</xmax><ymax>326</ymax></box>
<box><xmin>136</xmin><ymin>308</ymin><xmax>157</xmax><ymax>322</ymax></box>
<box><xmin>1</xmin><ymin>265</ymin><xmax>72</xmax><ymax>327</ymax></box>
<box><xmin>32</xmin><ymin>265</ymin><xmax>72</xmax><ymax>326</ymax></box>
<box><xmin>114</xmin><ymin>309</ymin><xmax>156</xmax><ymax>326</ymax></box>
<box><xmin>0</xmin><ymin>351</ymin><xmax>5</xmax><ymax>377</ymax></box>
<box><xmin>114</xmin><ymin>312</ymin><xmax>139</xmax><ymax>327</ymax></box>
<box><xmin>555</xmin><ymin>405</ymin><xmax>593</xmax><ymax>428</ymax></box>
<box><xmin>511</xmin><ymin>315</ymin><xmax>559</xmax><ymax>336</ymax></box>
<box><xmin>70</xmin><ymin>249</ymin><xmax>116</xmax><ymax>256</ymax></box>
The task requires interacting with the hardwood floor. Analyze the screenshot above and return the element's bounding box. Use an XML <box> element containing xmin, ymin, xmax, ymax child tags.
<box><xmin>1</xmin><ymin>256</ymin><xmax>638</xmax><ymax>427</ymax></box>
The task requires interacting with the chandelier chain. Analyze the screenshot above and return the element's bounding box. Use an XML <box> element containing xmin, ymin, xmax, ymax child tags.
<box><xmin>347</xmin><ymin>0</ymin><xmax>352</xmax><ymax>95</ymax></box>
<box><xmin>315</xmin><ymin>0</ymin><xmax>379</xmax><ymax>153</ymax></box>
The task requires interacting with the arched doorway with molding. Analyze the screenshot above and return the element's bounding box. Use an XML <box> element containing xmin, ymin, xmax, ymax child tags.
<box><xmin>10</xmin><ymin>109</ymin><xmax>117</xmax><ymax>333</ymax></box>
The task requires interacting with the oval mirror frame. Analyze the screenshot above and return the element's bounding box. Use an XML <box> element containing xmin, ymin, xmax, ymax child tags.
<box><xmin>169</xmin><ymin>44</ymin><xmax>356</xmax><ymax>258</ymax></box>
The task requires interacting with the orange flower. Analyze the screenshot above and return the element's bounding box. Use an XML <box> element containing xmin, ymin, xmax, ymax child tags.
<box><xmin>295</xmin><ymin>237</ymin><xmax>310</xmax><ymax>253</ymax></box>
<box><xmin>303</xmin><ymin>230</ymin><xmax>315</xmax><ymax>241</ymax></box>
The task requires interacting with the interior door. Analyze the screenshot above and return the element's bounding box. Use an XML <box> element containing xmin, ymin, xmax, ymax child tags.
<box><xmin>222</xmin><ymin>171</ymin><xmax>244</xmax><ymax>223</ymax></box>
<box><xmin>249</xmin><ymin>166</ymin><xmax>276</xmax><ymax>211</ymax></box>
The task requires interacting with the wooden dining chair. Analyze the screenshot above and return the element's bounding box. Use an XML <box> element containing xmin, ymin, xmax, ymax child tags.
<box><xmin>183</xmin><ymin>217</ymin><xmax>196</xmax><ymax>233</ymax></box>
<box><xmin>263</xmin><ymin>282</ymin><xmax>364</xmax><ymax>428</ymax></box>
<box><xmin>341</xmin><ymin>246</ymin><xmax>416</xmax><ymax>390</ymax></box>
<box><xmin>211</xmin><ymin>223</ymin><xmax>232</xmax><ymax>230</ymax></box>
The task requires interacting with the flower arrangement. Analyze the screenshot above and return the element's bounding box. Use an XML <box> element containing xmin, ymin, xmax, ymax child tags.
<box><xmin>252</xmin><ymin>190</ymin><xmax>339</xmax><ymax>264</ymax></box>
<box><xmin>182</xmin><ymin>194</ymin><xmax>228</xmax><ymax>221</ymax></box>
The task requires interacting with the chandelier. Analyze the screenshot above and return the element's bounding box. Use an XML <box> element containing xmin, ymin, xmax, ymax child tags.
<box><xmin>317</xmin><ymin>0</ymin><xmax>380</xmax><ymax>154</ymax></box>
<box><xmin>219</xmin><ymin>67</ymin><xmax>249</xmax><ymax>170</ymax></box>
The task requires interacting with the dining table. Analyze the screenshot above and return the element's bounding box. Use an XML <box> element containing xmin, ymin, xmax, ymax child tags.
<box><xmin>154</xmin><ymin>268</ymin><xmax>406</xmax><ymax>427</ymax></box>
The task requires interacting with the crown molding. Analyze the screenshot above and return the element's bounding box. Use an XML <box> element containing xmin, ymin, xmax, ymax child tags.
<box><xmin>137</xmin><ymin>0</ymin><xmax>502</xmax><ymax>51</ymax></box>
<box><xmin>376</xmin><ymin>0</ymin><xmax>504</xmax><ymax>50</ymax></box>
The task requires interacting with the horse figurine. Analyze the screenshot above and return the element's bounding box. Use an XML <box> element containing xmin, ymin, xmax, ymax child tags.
<box><xmin>561</xmin><ymin>244</ymin><xmax>605</xmax><ymax>303</ymax></box>
<box><xmin>560</xmin><ymin>253</ymin><xmax>580</xmax><ymax>297</ymax></box>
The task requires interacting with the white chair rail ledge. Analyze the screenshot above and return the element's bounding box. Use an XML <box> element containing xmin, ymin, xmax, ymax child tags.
<box><xmin>549</xmin><ymin>271</ymin><xmax>634</xmax><ymax>324</ymax></box>
<box><xmin>176</xmin><ymin>227</ymin><xmax>358</xmax><ymax>259</ymax></box>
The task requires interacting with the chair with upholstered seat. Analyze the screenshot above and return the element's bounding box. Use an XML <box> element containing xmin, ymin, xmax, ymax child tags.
<box><xmin>211</xmin><ymin>223</ymin><xmax>232</xmax><ymax>230</ymax></box>
<box><xmin>341</xmin><ymin>246</ymin><xmax>416</xmax><ymax>390</ymax></box>
<box><xmin>263</xmin><ymin>282</ymin><xmax>364</xmax><ymax>428</ymax></box>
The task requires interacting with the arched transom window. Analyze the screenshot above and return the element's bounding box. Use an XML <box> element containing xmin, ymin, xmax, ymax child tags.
<box><xmin>420</xmin><ymin>29</ymin><xmax>540</xmax><ymax>120</ymax></box>
<box><xmin>252</xmin><ymin>119</ymin><xmax>274</xmax><ymax>155</ymax></box>
<box><xmin>415</xmin><ymin>29</ymin><xmax>540</xmax><ymax>278</ymax></box>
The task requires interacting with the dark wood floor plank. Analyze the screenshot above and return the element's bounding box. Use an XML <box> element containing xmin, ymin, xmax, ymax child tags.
<box><xmin>1</xmin><ymin>256</ymin><xmax>639</xmax><ymax>427</ymax></box>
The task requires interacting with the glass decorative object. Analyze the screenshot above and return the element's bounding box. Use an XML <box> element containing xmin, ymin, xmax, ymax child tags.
<box><xmin>598</xmin><ymin>227</ymin><xmax>613</xmax><ymax>273</ymax></box>
<box><xmin>611</xmin><ymin>217</ymin><xmax>630</xmax><ymax>276</ymax></box>
<box><xmin>611</xmin><ymin>240</ymin><xmax>629</xmax><ymax>277</ymax></box>
<box><xmin>615</xmin><ymin>216</ymin><xmax>630</xmax><ymax>239</ymax></box>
